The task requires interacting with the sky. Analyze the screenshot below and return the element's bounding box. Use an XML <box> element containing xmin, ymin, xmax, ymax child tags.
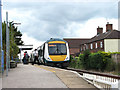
<box><xmin>2</xmin><ymin>0</ymin><xmax>119</xmax><ymax>56</ymax></box>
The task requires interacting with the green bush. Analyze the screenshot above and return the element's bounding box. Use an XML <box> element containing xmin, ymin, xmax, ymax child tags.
<box><xmin>80</xmin><ymin>49</ymin><xmax>91</xmax><ymax>70</ymax></box>
<box><xmin>70</xmin><ymin>55</ymin><xmax>73</xmax><ymax>63</ymax></box>
<box><xmin>74</xmin><ymin>57</ymin><xmax>83</xmax><ymax>69</ymax></box>
<box><xmin>88</xmin><ymin>51</ymin><xmax>112</xmax><ymax>72</ymax></box>
<box><xmin>69</xmin><ymin>50</ymin><xmax>119</xmax><ymax>73</ymax></box>
<box><xmin>105</xmin><ymin>58</ymin><xmax>115</xmax><ymax>72</ymax></box>
<box><xmin>89</xmin><ymin>52</ymin><xmax>105</xmax><ymax>71</ymax></box>
<box><xmin>69</xmin><ymin>56</ymin><xmax>76</xmax><ymax>68</ymax></box>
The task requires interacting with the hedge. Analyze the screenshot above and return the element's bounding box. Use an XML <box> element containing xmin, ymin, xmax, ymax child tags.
<box><xmin>69</xmin><ymin>50</ymin><xmax>118</xmax><ymax>72</ymax></box>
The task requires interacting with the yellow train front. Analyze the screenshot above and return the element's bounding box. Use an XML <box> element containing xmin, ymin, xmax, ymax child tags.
<box><xmin>38</xmin><ymin>38</ymin><xmax>70</xmax><ymax>68</ymax></box>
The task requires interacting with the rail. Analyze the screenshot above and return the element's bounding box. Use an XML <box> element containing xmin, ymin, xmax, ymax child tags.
<box><xmin>67</xmin><ymin>68</ymin><xmax>120</xmax><ymax>89</ymax></box>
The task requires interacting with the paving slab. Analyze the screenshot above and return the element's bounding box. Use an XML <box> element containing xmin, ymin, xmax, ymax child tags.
<box><xmin>2</xmin><ymin>64</ymin><xmax>67</xmax><ymax>88</ymax></box>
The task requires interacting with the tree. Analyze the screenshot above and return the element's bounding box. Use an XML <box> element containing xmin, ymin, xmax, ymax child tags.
<box><xmin>9</xmin><ymin>22</ymin><xmax>23</xmax><ymax>45</ymax></box>
<box><xmin>2</xmin><ymin>21</ymin><xmax>24</xmax><ymax>62</ymax></box>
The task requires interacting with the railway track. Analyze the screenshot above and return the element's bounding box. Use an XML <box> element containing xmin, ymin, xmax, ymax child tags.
<box><xmin>66</xmin><ymin>67</ymin><xmax>120</xmax><ymax>89</ymax></box>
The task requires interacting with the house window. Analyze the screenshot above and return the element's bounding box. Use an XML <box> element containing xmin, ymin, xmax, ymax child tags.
<box><xmin>91</xmin><ymin>43</ymin><xmax>93</xmax><ymax>49</ymax></box>
<box><xmin>96</xmin><ymin>43</ymin><xmax>97</xmax><ymax>48</ymax></box>
<box><xmin>100</xmin><ymin>42</ymin><xmax>103</xmax><ymax>48</ymax></box>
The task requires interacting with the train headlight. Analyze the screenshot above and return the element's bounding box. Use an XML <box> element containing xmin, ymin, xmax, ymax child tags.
<box><xmin>47</xmin><ymin>57</ymin><xmax>52</xmax><ymax>61</ymax></box>
<box><xmin>64</xmin><ymin>57</ymin><xmax>69</xmax><ymax>61</ymax></box>
<box><xmin>48</xmin><ymin>58</ymin><xmax>50</xmax><ymax>60</ymax></box>
<box><xmin>66</xmin><ymin>57</ymin><xmax>68</xmax><ymax>59</ymax></box>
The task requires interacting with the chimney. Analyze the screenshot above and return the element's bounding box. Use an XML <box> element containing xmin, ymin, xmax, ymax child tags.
<box><xmin>97</xmin><ymin>26</ymin><xmax>103</xmax><ymax>35</ymax></box>
<box><xmin>106</xmin><ymin>22</ymin><xmax>113</xmax><ymax>32</ymax></box>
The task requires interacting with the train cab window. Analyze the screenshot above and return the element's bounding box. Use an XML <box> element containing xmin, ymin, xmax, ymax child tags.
<box><xmin>48</xmin><ymin>43</ymin><xmax>67</xmax><ymax>55</ymax></box>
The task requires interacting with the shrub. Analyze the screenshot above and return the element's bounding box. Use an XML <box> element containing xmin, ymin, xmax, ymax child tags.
<box><xmin>69</xmin><ymin>50</ymin><xmax>118</xmax><ymax>73</ymax></box>
<box><xmin>70</xmin><ymin>55</ymin><xmax>73</xmax><ymax>63</ymax></box>
<box><xmin>89</xmin><ymin>51</ymin><xmax>112</xmax><ymax>72</ymax></box>
<box><xmin>69</xmin><ymin>56</ymin><xmax>76</xmax><ymax>68</ymax></box>
<box><xmin>80</xmin><ymin>49</ymin><xmax>91</xmax><ymax>70</ymax></box>
<box><xmin>105</xmin><ymin>58</ymin><xmax>115</xmax><ymax>72</ymax></box>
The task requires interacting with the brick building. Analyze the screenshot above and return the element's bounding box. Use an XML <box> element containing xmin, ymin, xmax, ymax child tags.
<box><xmin>63</xmin><ymin>38</ymin><xmax>90</xmax><ymax>56</ymax></box>
<box><xmin>80</xmin><ymin>22</ymin><xmax>120</xmax><ymax>53</ymax></box>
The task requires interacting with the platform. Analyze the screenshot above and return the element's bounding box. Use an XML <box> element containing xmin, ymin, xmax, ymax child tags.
<box><xmin>1</xmin><ymin>64</ymin><xmax>97</xmax><ymax>89</ymax></box>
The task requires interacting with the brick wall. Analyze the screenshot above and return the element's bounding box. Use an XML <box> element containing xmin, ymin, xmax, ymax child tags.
<box><xmin>80</xmin><ymin>40</ymin><xmax>104</xmax><ymax>53</ymax></box>
<box><xmin>70</xmin><ymin>48</ymin><xmax>80</xmax><ymax>56</ymax></box>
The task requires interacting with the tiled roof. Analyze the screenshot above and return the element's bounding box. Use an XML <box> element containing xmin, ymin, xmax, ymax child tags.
<box><xmin>63</xmin><ymin>38</ymin><xmax>90</xmax><ymax>48</ymax></box>
<box><xmin>63</xmin><ymin>30</ymin><xmax>120</xmax><ymax>47</ymax></box>
<box><xmin>87</xmin><ymin>30</ymin><xmax>120</xmax><ymax>43</ymax></box>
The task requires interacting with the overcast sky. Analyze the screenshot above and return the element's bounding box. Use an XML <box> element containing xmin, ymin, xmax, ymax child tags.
<box><xmin>2</xmin><ymin>0</ymin><xmax>119</xmax><ymax>53</ymax></box>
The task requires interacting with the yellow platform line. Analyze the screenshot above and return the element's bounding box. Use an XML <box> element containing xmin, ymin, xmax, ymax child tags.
<box><xmin>35</xmin><ymin>65</ymin><xmax>56</xmax><ymax>73</ymax></box>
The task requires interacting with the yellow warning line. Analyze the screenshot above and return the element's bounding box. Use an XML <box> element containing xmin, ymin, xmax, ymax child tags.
<box><xmin>35</xmin><ymin>65</ymin><xmax>56</xmax><ymax>72</ymax></box>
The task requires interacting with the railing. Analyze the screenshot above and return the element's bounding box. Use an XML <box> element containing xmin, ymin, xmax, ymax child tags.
<box><xmin>67</xmin><ymin>68</ymin><xmax>120</xmax><ymax>90</ymax></box>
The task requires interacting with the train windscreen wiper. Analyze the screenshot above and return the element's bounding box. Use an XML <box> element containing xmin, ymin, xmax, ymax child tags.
<box><xmin>53</xmin><ymin>48</ymin><xmax>63</xmax><ymax>54</ymax></box>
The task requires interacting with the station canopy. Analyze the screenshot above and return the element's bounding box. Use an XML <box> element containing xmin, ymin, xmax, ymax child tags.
<box><xmin>18</xmin><ymin>45</ymin><xmax>33</xmax><ymax>50</ymax></box>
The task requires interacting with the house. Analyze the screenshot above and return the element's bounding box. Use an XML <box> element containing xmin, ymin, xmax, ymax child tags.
<box><xmin>80</xmin><ymin>22</ymin><xmax>120</xmax><ymax>53</ymax></box>
<box><xmin>63</xmin><ymin>38</ymin><xmax>90</xmax><ymax>56</ymax></box>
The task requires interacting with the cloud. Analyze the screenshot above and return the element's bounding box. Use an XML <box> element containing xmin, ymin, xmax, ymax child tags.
<box><xmin>22</xmin><ymin>33</ymin><xmax>44</xmax><ymax>49</ymax></box>
<box><xmin>75</xmin><ymin>18</ymin><xmax>118</xmax><ymax>38</ymax></box>
<box><xmin>3</xmin><ymin>0</ymin><xmax>119</xmax><ymax>3</ymax></box>
<box><xmin>18</xmin><ymin>33</ymin><xmax>44</xmax><ymax>58</ymax></box>
<box><xmin>2</xmin><ymin>1</ymin><xmax>118</xmax><ymax>43</ymax></box>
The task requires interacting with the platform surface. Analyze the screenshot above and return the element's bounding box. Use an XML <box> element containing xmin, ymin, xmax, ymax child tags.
<box><xmin>2</xmin><ymin>64</ymin><xmax>67</xmax><ymax>88</ymax></box>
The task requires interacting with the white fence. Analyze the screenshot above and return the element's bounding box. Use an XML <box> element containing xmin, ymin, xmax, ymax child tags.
<box><xmin>83</xmin><ymin>73</ymin><xmax>120</xmax><ymax>90</ymax></box>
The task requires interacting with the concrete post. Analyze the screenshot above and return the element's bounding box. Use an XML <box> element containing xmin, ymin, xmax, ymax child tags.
<box><xmin>6</xmin><ymin>12</ymin><xmax>9</xmax><ymax>76</ymax></box>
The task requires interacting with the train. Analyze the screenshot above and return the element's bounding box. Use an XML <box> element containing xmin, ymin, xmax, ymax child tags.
<box><xmin>30</xmin><ymin>38</ymin><xmax>70</xmax><ymax>68</ymax></box>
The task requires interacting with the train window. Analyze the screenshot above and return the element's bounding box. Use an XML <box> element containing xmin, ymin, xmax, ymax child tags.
<box><xmin>38</xmin><ymin>49</ymin><xmax>43</xmax><ymax>56</ymax></box>
<box><xmin>38</xmin><ymin>50</ymin><xmax>40</xmax><ymax>56</ymax></box>
<box><xmin>48</xmin><ymin>43</ymin><xmax>67</xmax><ymax>55</ymax></box>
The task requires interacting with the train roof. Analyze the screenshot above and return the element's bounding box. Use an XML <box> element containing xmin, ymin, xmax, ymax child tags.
<box><xmin>46</xmin><ymin>38</ymin><xmax>67</xmax><ymax>43</ymax></box>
